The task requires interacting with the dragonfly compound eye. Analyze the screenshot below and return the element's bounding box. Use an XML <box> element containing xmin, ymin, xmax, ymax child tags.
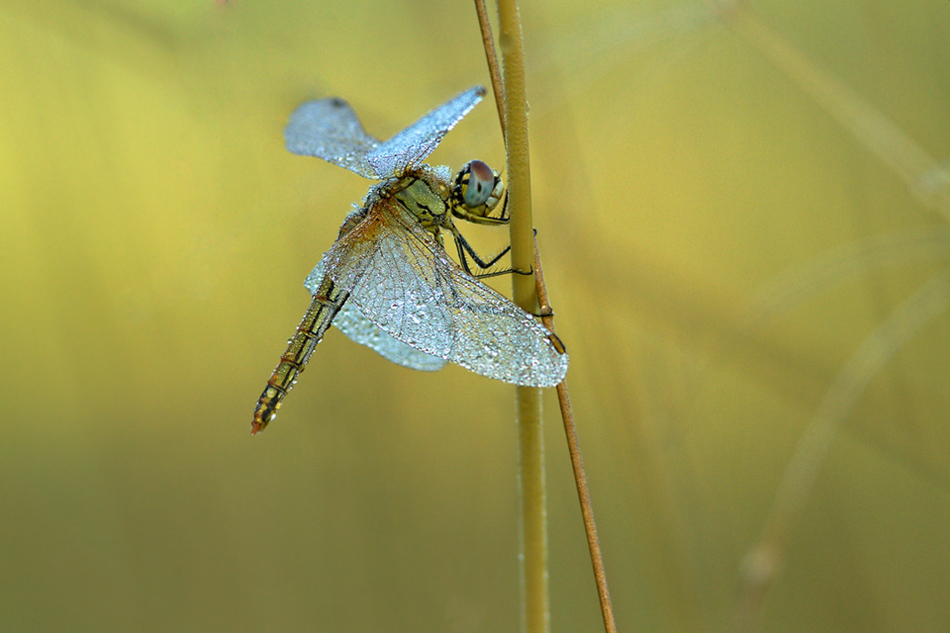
<box><xmin>462</xmin><ymin>159</ymin><xmax>497</xmax><ymax>208</ymax></box>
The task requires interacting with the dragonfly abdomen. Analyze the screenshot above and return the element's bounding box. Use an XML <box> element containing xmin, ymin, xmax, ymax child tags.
<box><xmin>252</xmin><ymin>280</ymin><xmax>349</xmax><ymax>434</ymax></box>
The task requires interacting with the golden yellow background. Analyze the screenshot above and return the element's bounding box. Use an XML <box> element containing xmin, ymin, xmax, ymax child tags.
<box><xmin>2</xmin><ymin>1</ymin><xmax>949</xmax><ymax>631</ymax></box>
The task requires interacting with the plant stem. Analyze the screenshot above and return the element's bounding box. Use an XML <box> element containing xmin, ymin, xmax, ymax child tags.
<box><xmin>495</xmin><ymin>1</ymin><xmax>548</xmax><ymax>632</ymax></box>
<box><xmin>496</xmin><ymin>3</ymin><xmax>536</xmax><ymax>300</ymax></box>
<box><xmin>473</xmin><ymin>0</ymin><xmax>506</xmax><ymax>139</ymax></box>
<box><xmin>516</xmin><ymin>385</ymin><xmax>548</xmax><ymax>633</ymax></box>
<box><xmin>475</xmin><ymin>5</ymin><xmax>617</xmax><ymax>631</ymax></box>
<box><xmin>532</xmin><ymin>237</ymin><xmax>618</xmax><ymax>633</ymax></box>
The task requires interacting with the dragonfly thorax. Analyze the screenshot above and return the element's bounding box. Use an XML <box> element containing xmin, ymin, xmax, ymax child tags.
<box><xmin>392</xmin><ymin>173</ymin><xmax>452</xmax><ymax>232</ymax></box>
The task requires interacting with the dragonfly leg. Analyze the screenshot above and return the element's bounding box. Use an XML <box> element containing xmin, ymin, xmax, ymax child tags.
<box><xmin>449</xmin><ymin>224</ymin><xmax>527</xmax><ymax>279</ymax></box>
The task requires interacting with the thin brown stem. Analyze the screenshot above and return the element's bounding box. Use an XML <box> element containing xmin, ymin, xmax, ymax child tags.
<box><xmin>533</xmin><ymin>234</ymin><xmax>618</xmax><ymax>633</ymax></box>
<box><xmin>473</xmin><ymin>0</ymin><xmax>506</xmax><ymax>139</ymax></box>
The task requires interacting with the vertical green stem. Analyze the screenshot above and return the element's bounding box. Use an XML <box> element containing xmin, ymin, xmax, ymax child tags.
<box><xmin>496</xmin><ymin>1</ymin><xmax>548</xmax><ymax>632</ymax></box>
<box><xmin>496</xmin><ymin>3</ymin><xmax>536</xmax><ymax>298</ymax></box>
<box><xmin>516</xmin><ymin>386</ymin><xmax>547</xmax><ymax>633</ymax></box>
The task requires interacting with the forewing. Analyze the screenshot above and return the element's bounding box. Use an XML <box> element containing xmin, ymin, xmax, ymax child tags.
<box><xmin>305</xmin><ymin>259</ymin><xmax>447</xmax><ymax>371</ymax></box>
<box><xmin>285</xmin><ymin>98</ymin><xmax>381</xmax><ymax>178</ymax></box>
<box><xmin>321</xmin><ymin>198</ymin><xmax>569</xmax><ymax>388</ymax></box>
<box><xmin>366</xmin><ymin>86</ymin><xmax>485</xmax><ymax>178</ymax></box>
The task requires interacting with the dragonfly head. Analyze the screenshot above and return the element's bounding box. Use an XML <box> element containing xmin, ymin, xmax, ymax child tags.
<box><xmin>451</xmin><ymin>160</ymin><xmax>506</xmax><ymax>221</ymax></box>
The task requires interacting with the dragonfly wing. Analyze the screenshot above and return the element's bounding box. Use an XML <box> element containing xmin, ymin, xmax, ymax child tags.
<box><xmin>285</xmin><ymin>97</ymin><xmax>382</xmax><ymax>178</ymax></box>
<box><xmin>366</xmin><ymin>86</ymin><xmax>486</xmax><ymax>178</ymax></box>
<box><xmin>306</xmin><ymin>258</ymin><xmax>448</xmax><ymax>371</ymax></box>
<box><xmin>321</xmin><ymin>198</ymin><xmax>569</xmax><ymax>388</ymax></box>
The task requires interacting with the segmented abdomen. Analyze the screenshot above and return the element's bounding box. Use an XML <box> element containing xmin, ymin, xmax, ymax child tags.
<box><xmin>252</xmin><ymin>277</ymin><xmax>348</xmax><ymax>434</ymax></box>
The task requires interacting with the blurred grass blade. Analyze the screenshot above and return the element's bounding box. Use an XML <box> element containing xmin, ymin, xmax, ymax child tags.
<box><xmin>726</xmin><ymin>2</ymin><xmax>950</xmax><ymax>221</ymax></box>
<box><xmin>737</xmin><ymin>267</ymin><xmax>950</xmax><ymax>630</ymax></box>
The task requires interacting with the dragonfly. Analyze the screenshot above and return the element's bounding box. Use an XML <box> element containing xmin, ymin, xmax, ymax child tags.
<box><xmin>252</xmin><ymin>86</ymin><xmax>568</xmax><ymax>434</ymax></box>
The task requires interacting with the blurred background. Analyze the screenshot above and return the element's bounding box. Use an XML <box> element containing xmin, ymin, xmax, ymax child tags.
<box><xmin>2</xmin><ymin>1</ymin><xmax>949</xmax><ymax>631</ymax></box>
